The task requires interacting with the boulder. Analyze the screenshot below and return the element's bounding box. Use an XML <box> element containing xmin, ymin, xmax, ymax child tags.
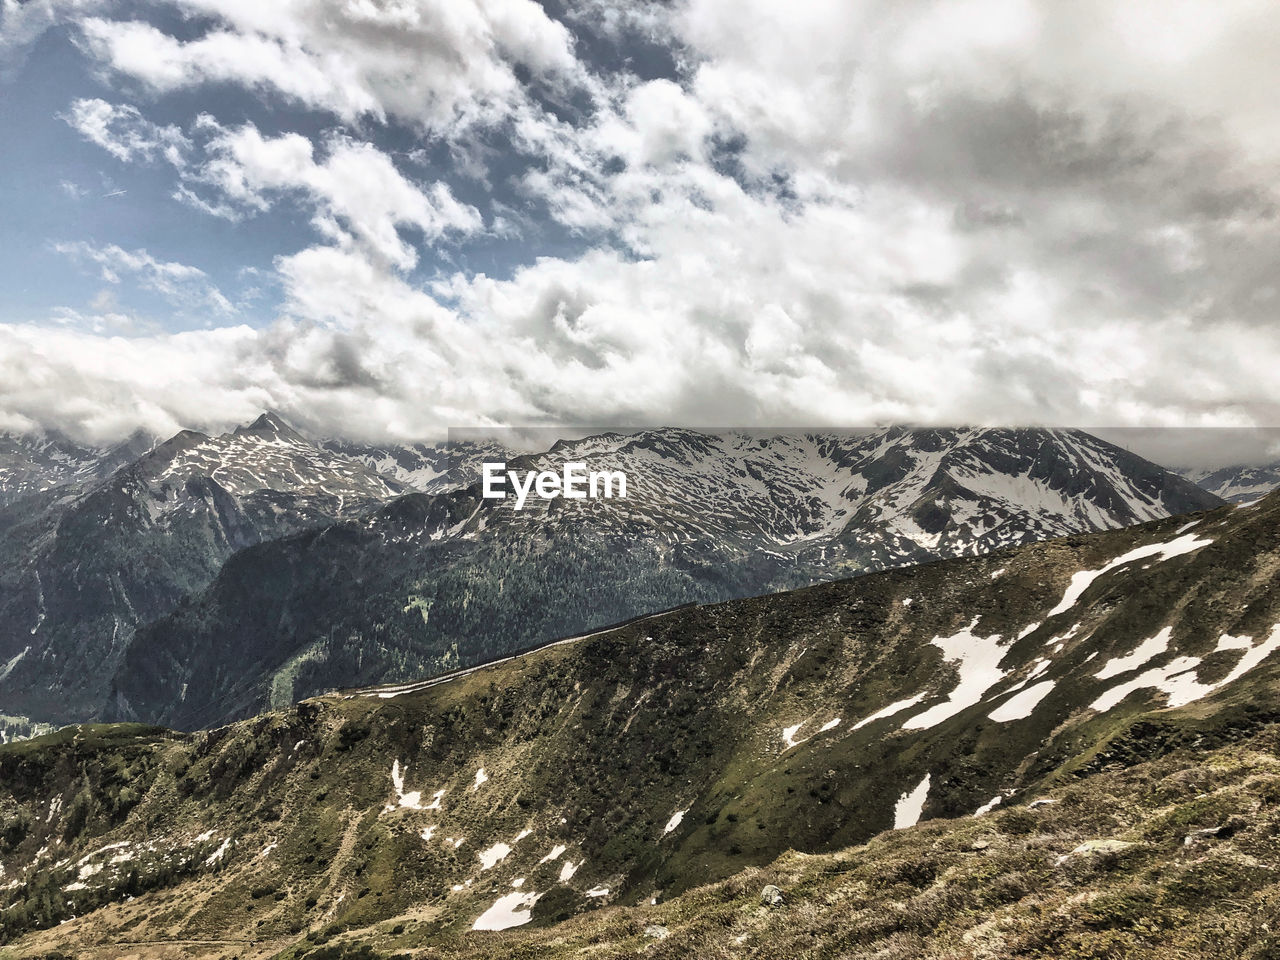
<box><xmin>760</xmin><ymin>884</ymin><xmax>785</xmax><ymax>907</ymax></box>
<box><xmin>1183</xmin><ymin>825</ymin><xmax>1234</xmax><ymax>848</ymax></box>
<box><xmin>1069</xmin><ymin>839</ymin><xmax>1136</xmax><ymax>857</ymax></box>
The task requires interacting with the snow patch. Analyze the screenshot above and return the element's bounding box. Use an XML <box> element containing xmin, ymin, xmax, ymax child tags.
<box><xmin>204</xmin><ymin>837</ymin><xmax>231</xmax><ymax>866</ymax></box>
<box><xmin>1091</xmin><ymin>625</ymin><xmax>1280</xmax><ymax>712</ymax></box>
<box><xmin>559</xmin><ymin>860</ymin><xmax>580</xmax><ymax>881</ymax></box>
<box><xmin>902</xmin><ymin>620</ymin><xmax>1011</xmax><ymax>730</ymax></box>
<box><xmin>988</xmin><ymin>680</ymin><xmax>1056</xmax><ymax>722</ymax></box>
<box><xmin>781</xmin><ymin>723</ymin><xmax>806</xmax><ymax>749</ymax></box>
<box><xmin>389</xmin><ymin>760</ymin><xmax>437</xmax><ymax>810</ymax></box>
<box><xmin>1095</xmin><ymin>628</ymin><xmax>1173</xmax><ymax>680</ymax></box>
<box><xmin>662</xmin><ymin>809</ymin><xmax>687</xmax><ymax>836</ymax></box>
<box><xmin>478</xmin><ymin>843</ymin><xmax>512</xmax><ymax>870</ymax></box>
<box><xmin>473</xmin><ymin>891</ymin><xmax>540</xmax><ymax>931</ymax></box>
<box><xmin>851</xmin><ymin>693</ymin><xmax>926</xmax><ymax>731</ymax></box>
<box><xmin>973</xmin><ymin>794</ymin><xmax>1004</xmax><ymax>816</ymax></box>
<box><xmin>1044</xmin><ymin>622</ymin><xmax>1082</xmax><ymax>647</ymax></box>
<box><xmin>818</xmin><ymin>718</ymin><xmax>841</xmax><ymax>733</ymax></box>
<box><xmin>0</xmin><ymin>646</ymin><xmax>29</xmax><ymax>683</ymax></box>
<box><xmin>478</xmin><ymin>830</ymin><xmax>531</xmax><ymax>869</ymax></box>
<box><xmin>537</xmin><ymin>844</ymin><xmax>567</xmax><ymax>865</ymax></box>
<box><xmin>894</xmin><ymin>774</ymin><xmax>931</xmax><ymax>829</ymax></box>
<box><xmin>1046</xmin><ymin>533</ymin><xmax>1214</xmax><ymax>619</ymax></box>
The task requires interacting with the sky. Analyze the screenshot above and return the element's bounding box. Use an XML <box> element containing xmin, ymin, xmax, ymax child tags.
<box><xmin>2</xmin><ymin>0</ymin><xmax>1280</xmax><ymax>458</ymax></box>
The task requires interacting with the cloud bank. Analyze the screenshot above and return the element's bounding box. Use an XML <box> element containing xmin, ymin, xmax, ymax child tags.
<box><xmin>3</xmin><ymin>0</ymin><xmax>1280</xmax><ymax>443</ymax></box>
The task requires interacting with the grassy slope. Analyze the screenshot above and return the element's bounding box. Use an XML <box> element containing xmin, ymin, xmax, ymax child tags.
<box><xmin>282</xmin><ymin>727</ymin><xmax>1280</xmax><ymax>960</ymax></box>
<box><xmin>10</xmin><ymin>721</ymin><xmax>1280</xmax><ymax>960</ymax></box>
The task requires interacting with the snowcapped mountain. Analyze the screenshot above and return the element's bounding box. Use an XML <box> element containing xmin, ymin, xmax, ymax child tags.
<box><xmin>0</xmin><ymin>429</ymin><xmax>154</xmax><ymax>506</ymax></box>
<box><xmin>131</xmin><ymin>412</ymin><xmax>409</xmax><ymax>514</ymax></box>
<box><xmin>0</xmin><ymin>412</ymin><xmax>412</xmax><ymax>723</ymax></box>
<box><xmin>112</xmin><ymin>426</ymin><xmax>1223</xmax><ymax>729</ymax></box>
<box><xmin>429</xmin><ymin>427</ymin><xmax>1221</xmax><ymax>568</ymax></box>
<box><xmin>8</xmin><ymin>490</ymin><xmax>1280</xmax><ymax>954</ymax></box>
<box><xmin>322</xmin><ymin>436</ymin><xmax>515</xmax><ymax>494</ymax></box>
<box><xmin>1181</xmin><ymin>461</ymin><xmax>1280</xmax><ymax>504</ymax></box>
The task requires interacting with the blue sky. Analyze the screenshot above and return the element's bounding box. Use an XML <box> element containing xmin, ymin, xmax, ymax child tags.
<box><xmin>2</xmin><ymin>0</ymin><xmax>1280</xmax><ymax>449</ymax></box>
<box><xmin>0</xmin><ymin>0</ymin><xmax>643</xmax><ymax>329</ymax></box>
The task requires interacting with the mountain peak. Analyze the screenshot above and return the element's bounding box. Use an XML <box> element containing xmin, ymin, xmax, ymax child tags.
<box><xmin>233</xmin><ymin>411</ymin><xmax>306</xmax><ymax>443</ymax></box>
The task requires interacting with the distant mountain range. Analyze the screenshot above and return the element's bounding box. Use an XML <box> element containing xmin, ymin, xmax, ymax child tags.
<box><xmin>109</xmin><ymin>424</ymin><xmax>1220</xmax><ymax>729</ymax></box>
<box><xmin>5</xmin><ymin>488</ymin><xmax>1280</xmax><ymax>954</ymax></box>
<box><xmin>0</xmin><ymin>416</ymin><xmax>1250</xmax><ymax>731</ymax></box>
<box><xmin>1178</xmin><ymin>461</ymin><xmax>1280</xmax><ymax>504</ymax></box>
<box><xmin>321</xmin><ymin>436</ymin><xmax>516</xmax><ymax>495</ymax></box>
<box><xmin>0</xmin><ymin>429</ymin><xmax>153</xmax><ymax>506</ymax></box>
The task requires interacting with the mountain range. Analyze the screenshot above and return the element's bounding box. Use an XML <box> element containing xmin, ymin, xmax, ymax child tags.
<box><xmin>3</xmin><ymin>487</ymin><xmax>1280</xmax><ymax>958</ymax></box>
<box><xmin>107</xmin><ymin>424</ymin><xmax>1221</xmax><ymax>729</ymax></box>
<box><xmin>0</xmin><ymin>429</ymin><xmax>153</xmax><ymax>506</ymax></box>
<box><xmin>1179</xmin><ymin>461</ymin><xmax>1280</xmax><ymax>504</ymax></box>
<box><xmin>0</xmin><ymin>417</ymin><xmax>1262</xmax><ymax>734</ymax></box>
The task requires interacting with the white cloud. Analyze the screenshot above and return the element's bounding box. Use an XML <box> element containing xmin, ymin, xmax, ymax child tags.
<box><xmin>52</xmin><ymin>241</ymin><xmax>235</xmax><ymax>316</ymax></box>
<box><xmin>5</xmin><ymin>223</ymin><xmax>1278</xmax><ymax>446</ymax></box>
<box><xmin>593</xmin><ymin>79</ymin><xmax>712</xmax><ymax>168</ymax></box>
<box><xmin>65</xmin><ymin>103</ymin><xmax>485</xmax><ymax>270</ymax></box>
<box><xmin>187</xmin><ymin>122</ymin><xmax>484</xmax><ymax>269</ymax></box>
<box><xmin>0</xmin><ymin>0</ymin><xmax>105</xmax><ymax>73</ymax></box>
<box><xmin>76</xmin><ymin>0</ymin><xmax>582</xmax><ymax>132</ymax></box>
<box><xmin>9</xmin><ymin>0</ymin><xmax>1280</xmax><ymax>443</ymax></box>
<box><xmin>61</xmin><ymin>98</ymin><xmax>191</xmax><ymax>165</ymax></box>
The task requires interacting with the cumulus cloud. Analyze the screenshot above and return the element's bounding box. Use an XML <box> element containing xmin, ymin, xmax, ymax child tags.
<box><xmin>5</xmin><ymin>232</ymin><xmax>1277</xmax><ymax>447</ymax></box>
<box><xmin>75</xmin><ymin>0</ymin><xmax>583</xmax><ymax>131</ymax></box>
<box><xmin>185</xmin><ymin>122</ymin><xmax>483</xmax><ymax>268</ymax></box>
<box><xmin>0</xmin><ymin>0</ymin><xmax>106</xmax><ymax>74</ymax></box>
<box><xmin>64</xmin><ymin>101</ymin><xmax>484</xmax><ymax>270</ymax></box>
